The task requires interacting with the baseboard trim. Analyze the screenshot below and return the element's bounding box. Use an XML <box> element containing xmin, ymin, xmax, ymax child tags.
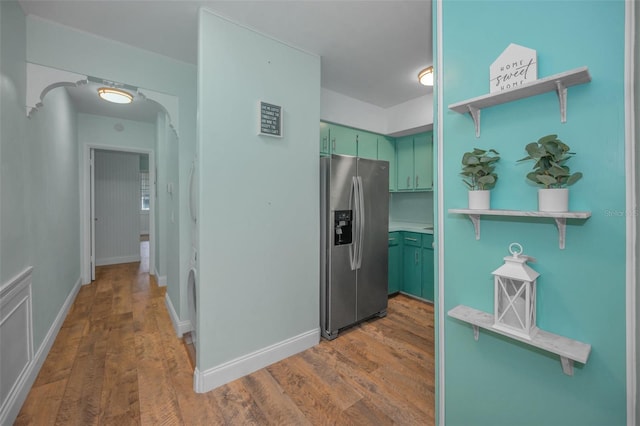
<box><xmin>0</xmin><ymin>275</ymin><xmax>81</xmax><ymax>426</ymax></box>
<box><xmin>194</xmin><ymin>328</ymin><xmax>320</xmax><ymax>393</ymax></box>
<box><xmin>96</xmin><ymin>255</ymin><xmax>141</xmax><ymax>266</ymax></box>
<box><xmin>164</xmin><ymin>293</ymin><xmax>191</xmax><ymax>337</ymax></box>
<box><xmin>154</xmin><ymin>267</ymin><xmax>167</xmax><ymax>287</ymax></box>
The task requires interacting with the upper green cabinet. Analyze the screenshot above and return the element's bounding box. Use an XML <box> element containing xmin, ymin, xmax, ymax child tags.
<box><xmin>329</xmin><ymin>124</ymin><xmax>358</xmax><ymax>156</ymax></box>
<box><xmin>320</xmin><ymin>122</ymin><xmax>330</xmax><ymax>155</ymax></box>
<box><xmin>357</xmin><ymin>130</ymin><xmax>378</xmax><ymax>159</ymax></box>
<box><xmin>396</xmin><ymin>132</ymin><xmax>433</xmax><ymax>192</ymax></box>
<box><xmin>377</xmin><ymin>135</ymin><xmax>396</xmax><ymax>191</ymax></box>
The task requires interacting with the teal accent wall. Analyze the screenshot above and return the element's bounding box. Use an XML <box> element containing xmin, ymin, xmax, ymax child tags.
<box><xmin>440</xmin><ymin>1</ymin><xmax>627</xmax><ymax>424</ymax></box>
<box><xmin>27</xmin><ymin>16</ymin><xmax>196</xmax><ymax>322</ymax></box>
<box><xmin>1</xmin><ymin>0</ymin><xmax>81</xmax><ymax>352</ymax></box>
<box><xmin>197</xmin><ymin>10</ymin><xmax>320</xmax><ymax>370</ymax></box>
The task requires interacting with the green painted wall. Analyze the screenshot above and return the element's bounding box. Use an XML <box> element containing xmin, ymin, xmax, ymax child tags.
<box><xmin>635</xmin><ymin>2</ymin><xmax>639</xmax><ymax>421</ymax></box>
<box><xmin>1</xmin><ymin>0</ymin><xmax>28</xmax><ymax>284</ymax></box>
<box><xmin>440</xmin><ymin>1</ymin><xmax>627</xmax><ymax>424</ymax></box>
<box><xmin>197</xmin><ymin>10</ymin><xmax>320</xmax><ymax>370</ymax></box>
<box><xmin>1</xmin><ymin>0</ymin><xmax>81</xmax><ymax>351</ymax></box>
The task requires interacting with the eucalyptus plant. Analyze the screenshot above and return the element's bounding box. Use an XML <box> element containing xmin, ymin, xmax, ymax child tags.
<box><xmin>460</xmin><ymin>148</ymin><xmax>500</xmax><ymax>190</ymax></box>
<box><xmin>518</xmin><ymin>134</ymin><xmax>582</xmax><ymax>188</ymax></box>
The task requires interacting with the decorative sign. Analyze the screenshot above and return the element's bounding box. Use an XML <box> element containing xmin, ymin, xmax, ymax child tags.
<box><xmin>489</xmin><ymin>43</ymin><xmax>537</xmax><ymax>93</ymax></box>
<box><xmin>258</xmin><ymin>101</ymin><xmax>283</xmax><ymax>137</ymax></box>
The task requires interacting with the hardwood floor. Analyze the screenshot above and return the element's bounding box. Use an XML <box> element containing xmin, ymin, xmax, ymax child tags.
<box><xmin>16</xmin><ymin>260</ymin><xmax>434</xmax><ymax>425</ymax></box>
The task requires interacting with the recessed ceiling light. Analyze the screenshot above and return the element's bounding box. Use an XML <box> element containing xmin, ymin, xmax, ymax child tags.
<box><xmin>418</xmin><ymin>66</ymin><xmax>434</xmax><ymax>86</ymax></box>
<box><xmin>97</xmin><ymin>87</ymin><xmax>133</xmax><ymax>104</ymax></box>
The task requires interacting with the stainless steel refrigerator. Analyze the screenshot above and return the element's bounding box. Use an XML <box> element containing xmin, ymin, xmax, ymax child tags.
<box><xmin>320</xmin><ymin>154</ymin><xmax>389</xmax><ymax>340</ymax></box>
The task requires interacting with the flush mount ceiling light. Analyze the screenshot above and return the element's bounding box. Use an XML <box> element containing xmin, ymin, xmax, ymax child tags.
<box><xmin>97</xmin><ymin>87</ymin><xmax>133</xmax><ymax>104</ymax></box>
<box><xmin>418</xmin><ymin>66</ymin><xmax>434</xmax><ymax>86</ymax></box>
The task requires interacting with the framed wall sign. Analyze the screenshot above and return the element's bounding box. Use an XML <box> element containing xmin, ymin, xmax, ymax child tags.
<box><xmin>489</xmin><ymin>43</ymin><xmax>537</xmax><ymax>93</ymax></box>
<box><xmin>258</xmin><ymin>101</ymin><xmax>283</xmax><ymax>137</ymax></box>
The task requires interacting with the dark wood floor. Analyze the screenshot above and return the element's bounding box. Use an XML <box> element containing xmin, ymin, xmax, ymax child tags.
<box><xmin>16</xmin><ymin>259</ymin><xmax>434</xmax><ymax>425</ymax></box>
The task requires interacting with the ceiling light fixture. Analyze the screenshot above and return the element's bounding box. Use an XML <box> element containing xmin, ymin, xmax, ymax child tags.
<box><xmin>97</xmin><ymin>87</ymin><xmax>133</xmax><ymax>104</ymax></box>
<box><xmin>418</xmin><ymin>66</ymin><xmax>434</xmax><ymax>86</ymax></box>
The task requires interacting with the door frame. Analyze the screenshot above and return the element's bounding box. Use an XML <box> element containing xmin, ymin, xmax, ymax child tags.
<box><xmin>81</xmin><ymin>144</ymin><xmax>156</xmax><ymax>284</ymax></box>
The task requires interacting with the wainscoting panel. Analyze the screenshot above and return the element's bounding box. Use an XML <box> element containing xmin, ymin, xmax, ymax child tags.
<box><xmin>0</xmin><ymin>267</ymin><xmax>33</xmax><ymax>422</ymax></box>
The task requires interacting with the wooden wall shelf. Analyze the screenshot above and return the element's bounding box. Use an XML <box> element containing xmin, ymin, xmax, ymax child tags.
<box><xmin>448</xmin><ymin>67</ymin><xmax>591</xmax><ymax>137</ymax></box>
<box><xmin>448</xmin><ymin>208</ymin><xmax>591</xmax><ymax>249</ymax></box>
<box><xmin>448</xmin><ymin>305</ymin><xmax>591</xmax><ymax>376</ymax></box>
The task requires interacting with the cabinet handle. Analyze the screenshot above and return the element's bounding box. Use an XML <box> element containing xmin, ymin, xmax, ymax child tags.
<box><xmin>388</xmin><ymin>237</ymin><xmax>396</xmax><ymax>241</ymax></box>
<box><xmin>332</xmin><ymin>138</ymin><xmax>336</xmax><ymax>150</ymax></box>
<box><xmin>416</xmin><ymin>175</ymin><xmax>419</xmax><ymax>187</ymax></box>
<box><xmin>415</xmin><ymin>250</ymin><xmax>419</xmax><ymax>264</ymax></box>
<box><xmin>405</xmin><ymin>237</ymin><xmax>418</xmax><ymax>242</ymax></box>
<box><xmin>322</xmin><ymin>136</ymin><xmax>327</xmax><ymax>150</ymax></box>
<box><xmin>406</xmin><ymin>176</ymin><xmax>410</xmax><ymax>188</ymax></box>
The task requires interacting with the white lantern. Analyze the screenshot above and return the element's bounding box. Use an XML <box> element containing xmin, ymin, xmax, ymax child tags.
<box><xmin>491</xmin><ymin>243</ymin><xmax>540</xmax><ymax>339</ymax></box>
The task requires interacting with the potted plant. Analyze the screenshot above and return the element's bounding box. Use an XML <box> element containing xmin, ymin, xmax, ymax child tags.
<box><xmin>517</xmin><ymin>134</ymin><xmax>582</xmax><ymax>212</ymax></box>
<box><xmin>461</xmin><ymin>148</ymin><xmax>500</xmax><ymax>209</ymax></box>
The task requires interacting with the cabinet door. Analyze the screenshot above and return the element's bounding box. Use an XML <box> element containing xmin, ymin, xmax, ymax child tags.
<box><xmin>402</xmin><ymin>245</ymin><xmax>422</xmax><ymax>296</ymax></box>
<box><xmin>377</xmin><ymin>136</ymin><xmax>396</xmax><ymax>191</ymax></box>
<box><xmin>319</xmin><ymin>122</ymin><xmax>330</xmax><ymax>155</ymax></box>
<box><xmin>388</xmin><ymin>232</ymin><xmax>402</xmax><ymax>294</ymax></box>
<box><xmin>414</xmin><ymin>132</ymin><xmax>433</xmax><ymax>190</ymax></box>
<box><xmin>329</xmin><ymin>124</ymin><xmax>358</xmax><ymax>156</ymax></box>
<box><xmin>396</xmin><ymin>136</ymin><xmax>414</xmax><ymax>191</ymax></box>
<box><xmin>357</xmin><ymin>131</ymin><xmax>378</xmax><ymax>159</ymax></box>
<box><xmin>421</xmin><ymin>236</ymin><xmax>434</xmax><ymax>302</ymax></box>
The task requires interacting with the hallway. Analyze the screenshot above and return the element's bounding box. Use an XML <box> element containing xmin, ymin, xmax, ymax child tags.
<box><xmin>16</xmin><ymin>253</ymin><xmax>434</xmax><ymax>424</ymax></box>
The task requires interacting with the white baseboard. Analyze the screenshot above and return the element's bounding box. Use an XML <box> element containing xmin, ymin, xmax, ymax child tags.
<box><xmin>194</xmin><ymin>328</ymin><xmax>320</xmax><ymax>393</ymax></box>
<box><xmin>0</xmin><ymin>275</ymin><xmax>80</xmax><ymax>426</ymax></box>
<box><xmin>96</xmin><ymin>255</ymin><xmax>140</xmax><ymax>266</ymax></box>
<box><xmin>154</xmin><ymin>267</ymin><xmax>167</xmax><ymax>287</ymax></box>
<box><xmin>164</xmin><ymin>293</ymin><xmax>191</xmax><ymax>337</ymax></box>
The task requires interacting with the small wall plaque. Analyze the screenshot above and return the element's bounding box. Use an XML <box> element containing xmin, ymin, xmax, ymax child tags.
<box><xmin>258</xmin><ymin>101</ymin><xmax>283</xmax><ymax>137</ymax></box>
<box><xmin>490</xmin><ymin>43</ymin><xmax>537</xmax><ymax>93</ymax></box>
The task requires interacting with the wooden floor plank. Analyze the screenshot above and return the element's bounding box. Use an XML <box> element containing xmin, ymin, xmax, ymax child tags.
<box><xmin>17</xmin><ymin>251</ymin><xmax>435</xmax><ymax>425</ymax></box>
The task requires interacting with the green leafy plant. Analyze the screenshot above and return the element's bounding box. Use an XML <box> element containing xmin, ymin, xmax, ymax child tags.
<box><xmin>460</xmin><ymin>148</ymin><xmax>500</xmax><ymax>190</ymax></box>
<box><xmin>518</xmin><ymin>134</ymin><xmax>582</xmax><ymax>188</ymax></box>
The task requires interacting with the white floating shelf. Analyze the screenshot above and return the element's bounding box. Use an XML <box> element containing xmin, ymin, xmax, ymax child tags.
<box><xmin>448</xmin><ymin>67</ymin><xmax>591</xmax><ymax>137</ymax></box>
<box><xmin>448</xmin><ymin>208</ymin><xmax>591</xmax><ymax>249</ymax></box>
<box><xmin>448</xmin><ymin>305</ymin><xmax>591</xmax><ymax>376</ymax></box>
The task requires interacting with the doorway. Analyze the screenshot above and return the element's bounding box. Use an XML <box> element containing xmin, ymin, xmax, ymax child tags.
<box><xmin>83</xmin><ymin>145</ymin><xmax>156</xmax><ymax>283</ymax></box>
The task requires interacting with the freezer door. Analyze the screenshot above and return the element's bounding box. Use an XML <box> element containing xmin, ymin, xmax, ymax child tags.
<box><xmin>325</xmin><ymin>155</ymin><xmax>358</xmax><ymax>336</ymax></box>
<box><xmin>356</xmin><ymin>158</ymin><xmax>389</xmax><ymax>321</ymax></box>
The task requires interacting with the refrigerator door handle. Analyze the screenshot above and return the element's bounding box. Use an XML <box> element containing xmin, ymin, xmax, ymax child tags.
<box><xmin>349</xmin><ymin>176</ymin><xmax>359</xmax><ymax>270</ymax></box>
<box><xmin>356</xmin><ymin>176</ymin><xmax>365</xmax><ymax>269</ymax></box>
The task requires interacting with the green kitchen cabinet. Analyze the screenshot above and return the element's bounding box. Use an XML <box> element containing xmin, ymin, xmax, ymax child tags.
<box><xmin>414</xmin><ymin>132</ymin><xmax>433</xmax><ymax>190</ymax></box>
<box><xmin>357</xmin><ymin>130</ymin><xmax>378</xmax><ymax>159</ymax></box>
<box><xmin>396</xmin><ymin>135</ymin><xmax>415</xmax><ymax>191</ymax></box>
<box><xmin>320</xmin><ymin>121</ymin><xmax>330</xmax><ymax>155</ymax></box>
<box><xmin>402</xmin><ymin>232</ymin><xmax>422</xmax><ymax>297</ymax></box>
<box><xmin>377</xmin><ymin>135</ymin><xmax>396</xmax><ymax>191</ymax></box>
<box><xmin>396</xmin><ymin>132</ymin><xmax>434</xmax><ymax>192</ymax></box>
<box><xmin>328</xmin><ymin>123</ymin><xmax>358</xmax><ymax>156</ymax></box>
<box><xmin>421</xmin><ymin>234</ymin><xmax>434</xmax><ymax>302</ymax></box>
<box><xmin>388</xmin><ymin>232</ymin><xmax>402</xmax><ymax>294</ymax></box>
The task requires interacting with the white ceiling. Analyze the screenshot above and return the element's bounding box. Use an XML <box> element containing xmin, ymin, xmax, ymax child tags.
<box><xmin>19</xmin><ymin>0</ymin><xmax>433</xmax><ymax>119</ymax></box>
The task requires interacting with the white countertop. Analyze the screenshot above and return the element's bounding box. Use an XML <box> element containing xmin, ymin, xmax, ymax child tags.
<box><xmin>389</xmin><ymin>221</ymin><xmax>434</xmax><ymax>234</ymax></box>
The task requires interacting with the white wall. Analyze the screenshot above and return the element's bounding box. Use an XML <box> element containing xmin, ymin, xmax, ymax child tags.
<box><xmin>320</xmin><ymin>88</ymin><xmax>433</xmax><ymax>136</ymax></box>
<box><xmin>94</xmin><ymin>150</ymin><xmax>141</xmax><ymax>266</ymax></box>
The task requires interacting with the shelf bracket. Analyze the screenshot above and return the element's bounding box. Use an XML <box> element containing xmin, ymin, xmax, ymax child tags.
<box><xmin>473</xmin><ymin>325</ymin><xmax>479</xmax><ymax>341</ymax></box>
<box><xmin>553</xmin><ymin>217</ymin><xmax>567</xmax><ymax>249</ymax></box>
<box><xmin>555</xmin><ymin>81</ymin><xmax>568</xmax><ymax>123</ymax></box>
<box><xmin>467</xmin><ymin>214</ymin><xmax>481</xmax><ymax>240</ymax></box>
<box><xmin>560</xmin><ymin>356</ymin><xmax>574</xmax><ymax>376</ymax></box>
<box><xmin>467</xmin><ymin>105</ymin><xmax>481</xmax><ymax>138</ymax></box>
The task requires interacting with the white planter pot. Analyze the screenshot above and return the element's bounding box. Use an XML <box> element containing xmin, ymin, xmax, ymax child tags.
<box><xmin>468</xmin><ymin>190</ymin><xmax>490</xmax><ymax>210</ymax></box>
<box><xmin>538</xmin><ymin>188</ymin><xmax>569</xmax><ymax>212</ymax></box>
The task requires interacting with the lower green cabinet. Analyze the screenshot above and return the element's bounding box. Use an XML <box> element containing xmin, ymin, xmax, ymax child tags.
<box><xmin>421</xmin><ymin>235</ymin><xmax>434</xmax><ymax>302</ymax></box>
<box><xmin>388</xmin><ymin>232</ymin><xmax>402</xmax><ymax>294</ymax></box>
<box><xmin>402</xmin><ymin>232</ymin><xmax>422</xmax><ymax>296</ymax></box>
<box><xmin>389</xmin><ymin>231</ymin><xmax>434</xmax><ymax>301</ymax></box>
